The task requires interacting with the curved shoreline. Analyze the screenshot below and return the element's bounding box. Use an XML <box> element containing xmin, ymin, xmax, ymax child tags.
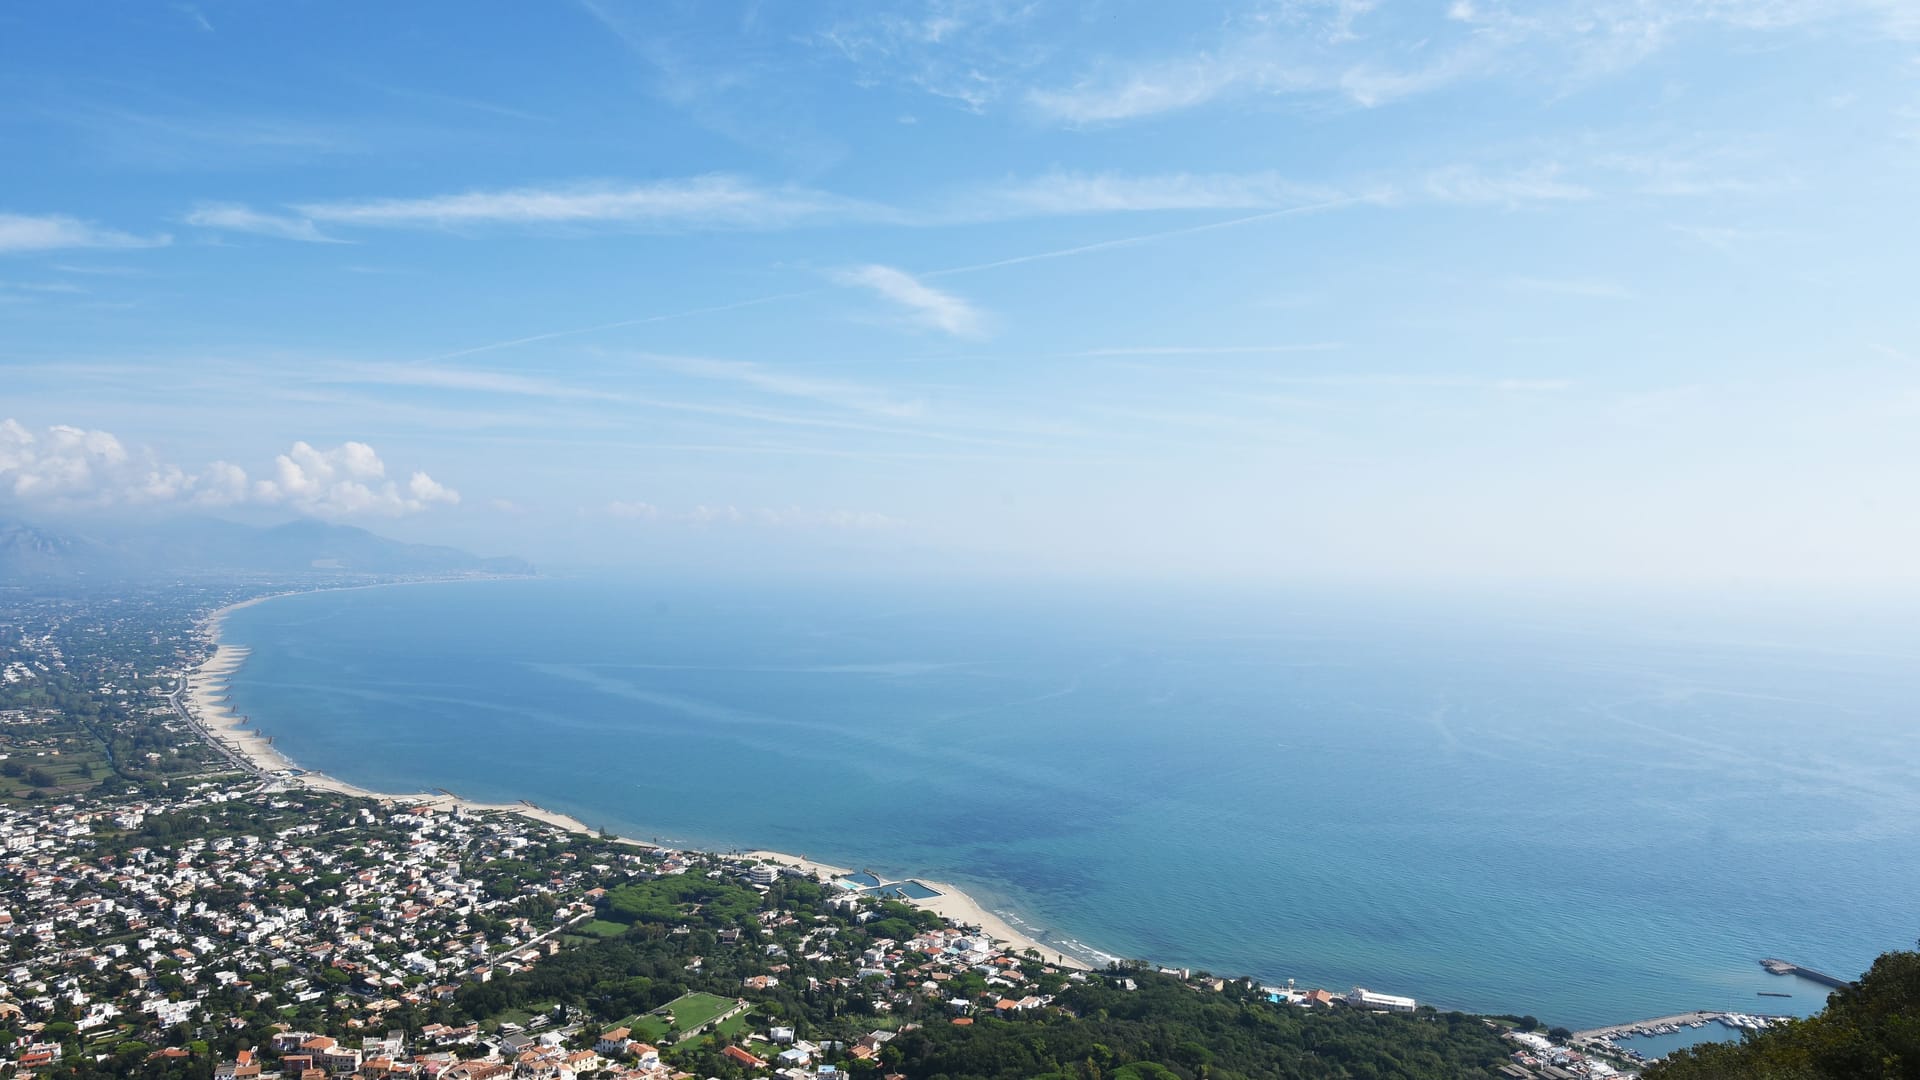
<box><xmin>187</xmin><ymin>582</ymin><xmax>1095</xmax><ymax>971</ymax></box>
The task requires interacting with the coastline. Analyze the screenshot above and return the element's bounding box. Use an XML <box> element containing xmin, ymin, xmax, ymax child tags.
<box><xmin>187</xmin><ymin>583</ymin><xmax>1092</xmax><ymax>971</ymax></box>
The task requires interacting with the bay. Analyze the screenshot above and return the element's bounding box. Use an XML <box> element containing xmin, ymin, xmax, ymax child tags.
<box><xmin>218</xmin><ymin>577</ymin><xmax>1920</xmax><ymax>1029</ymax></box>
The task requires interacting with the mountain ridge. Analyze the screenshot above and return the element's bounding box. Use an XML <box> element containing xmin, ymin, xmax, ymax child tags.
<box><xmin>0</xmin><ymin>516</ymin><xmax>533</xmax><ymax>581</ymax></box>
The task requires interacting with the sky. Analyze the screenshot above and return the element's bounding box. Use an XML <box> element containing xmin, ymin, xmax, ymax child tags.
<box><xmin>2</xmin><ymin>1</ymin><xmax>1918</xmax><ymax>586</ymax></box>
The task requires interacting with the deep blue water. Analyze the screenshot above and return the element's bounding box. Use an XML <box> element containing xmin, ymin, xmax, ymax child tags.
<box><xmin>219</xmin><ymin>578</ymin><xmax>1920</xmax><ymax>1029</ymax></box>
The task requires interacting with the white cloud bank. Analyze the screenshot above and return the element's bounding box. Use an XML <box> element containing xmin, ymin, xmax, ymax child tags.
<box><xmin>0</xmin><ymin>419</ymin><xmax>458</xmax><ymax>517</ymax></box>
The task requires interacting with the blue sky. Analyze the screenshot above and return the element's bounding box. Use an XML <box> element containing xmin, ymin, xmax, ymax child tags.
<box><xmin>2</xmin><ymin>1</ymin><xmax>1918</xmax><ymax>584</ymax></box>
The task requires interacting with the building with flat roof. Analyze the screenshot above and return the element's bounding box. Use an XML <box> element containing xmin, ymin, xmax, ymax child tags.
<box><xmin>1347</xmin><ymin>987</ymin><xmax>1417</xmax><ymax>1013</ymax></box>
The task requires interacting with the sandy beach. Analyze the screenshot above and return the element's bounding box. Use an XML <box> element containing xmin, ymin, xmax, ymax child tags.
<box><xmin>740</xmin><ymin>850</ymin><xmax>1088</xmax><ymax>968</ymax></box>
<box><xmin>184</xmin><ymin>588</ymin><xmax>1092</xmax><ymax>971</ymax></box>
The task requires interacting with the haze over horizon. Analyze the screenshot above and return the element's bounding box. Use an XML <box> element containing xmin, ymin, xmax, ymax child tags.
<box><xmin>4</xmin><ymin>2</ymin><xmax>1918</xmax><ymax>587</ymax></box>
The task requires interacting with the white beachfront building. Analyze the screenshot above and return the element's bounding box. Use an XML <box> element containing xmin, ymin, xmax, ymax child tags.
<box><xmin>1346</xmin><ymin>987</ymin><xmax>1417</xmax><ymax>1013</ymax></box>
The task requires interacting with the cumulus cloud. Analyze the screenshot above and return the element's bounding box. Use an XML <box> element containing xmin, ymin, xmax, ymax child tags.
<box><xmin>604</xmin><ymin>500</ymin><xmax>899</xmax><ymax>529</ymax></box>
<box><xmin>0</xmin><ymin>419</ymin><xmax>457</xmax><ymax>517</ymax></box>
<box><xmin>834</xmin><ymin>264</ymin><xmax>985</xmax><ymax>337</ymax></box>
<box><xmin>0</xmin><ymin>420</ymin><xmax>129</xmax><ymax>499</ymax></box>
<box><xmin>251</xmin><ymin>440</ymin><xmax>460</xmax><ymax>516</ymax></box>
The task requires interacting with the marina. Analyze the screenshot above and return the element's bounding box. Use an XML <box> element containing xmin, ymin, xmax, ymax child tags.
<box><xmin>1570</xmin><ymin>1011</ymin><xmax>1726</xmax><ymax>1043</ymax></box>
<box><xmin>1569</xmin><ymin>1009</ymin><xmax>1798</xmax><ymax>1067</ymax></box>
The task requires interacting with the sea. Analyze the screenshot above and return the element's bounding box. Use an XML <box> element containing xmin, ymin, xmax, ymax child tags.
<box><xmin>217</xmin><ymin>577</ymin><xmax>1920</xmax><ymax>1033</ymax></box>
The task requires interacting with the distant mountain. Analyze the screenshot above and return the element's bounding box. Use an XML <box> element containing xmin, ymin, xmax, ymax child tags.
<box><xmin>0</xmin><ymin>516</ymin><xmax>533</xmax><ymax>581</ymax></box>
<box><xmin>0</xmin><ymin>521</ymin><xmax>119</xmax><ymax>579</ymax></box>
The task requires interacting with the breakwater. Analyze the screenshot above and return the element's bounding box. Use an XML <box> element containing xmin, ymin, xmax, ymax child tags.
<box><xmin>1761</xmin><ymin>958</ymin><xmax>1854</xmax><ymax>990</ymax></box>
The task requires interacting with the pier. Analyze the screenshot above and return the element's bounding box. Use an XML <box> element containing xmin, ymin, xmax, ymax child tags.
<box><xmin>1570</xmin><ymin>1011</ymin><xmax>1723</xmax><ymax>1043</ymax></box>
<box><xmin>1761</xmin><ymin>958</ymin><xmax>1853</xmax><ymax>990</ymax></box>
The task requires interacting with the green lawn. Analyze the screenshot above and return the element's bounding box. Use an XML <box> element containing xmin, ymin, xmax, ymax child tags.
<box><xmin>715</xmin><ymin>1010</ymin><xmax>755</xmax><ymax>1039</ymax></box>
<box><xmin>614</xmin><ymin>991</ymin><xmax>740</xmax><ymax>1046</ymax></box>
<box><xmin>496</xmin><ymin>1002</ymin><xmax>557</xmax><ymax>1027</ymax></box>
<box><xmin>658</xmin><ymin>991</ymin><xmax>736</xmax><ymax>1032</ymax></box>
<box><xmin>578</xmin><ymin>919</ymin><xmax>630</xmax><ymax>939</ymax></box>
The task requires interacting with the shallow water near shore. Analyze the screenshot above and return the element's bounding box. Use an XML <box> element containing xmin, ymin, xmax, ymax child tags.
<box><xmin>218</xmin><ymin>577</ymin><xmax>1920</xmax><ymax>1028</ymax></box>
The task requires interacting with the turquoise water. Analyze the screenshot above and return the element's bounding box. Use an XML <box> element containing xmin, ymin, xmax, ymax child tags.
<box><xmin>218</xmin><ymin>578</ymin><xmax>1920</xmax><ymax>1029</ymax></box>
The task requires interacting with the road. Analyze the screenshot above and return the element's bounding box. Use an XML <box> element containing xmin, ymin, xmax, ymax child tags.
<box><xmin>166</xmin><ymin>675</ymin><xmax>264</xmax><ymax>778</ymax></box>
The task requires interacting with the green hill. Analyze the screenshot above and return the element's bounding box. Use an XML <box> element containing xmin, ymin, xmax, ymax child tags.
<box><xmin>1650</xmin><ymin>945</ymin><xmax>1920</xmax><ymax>1079</ymax></box>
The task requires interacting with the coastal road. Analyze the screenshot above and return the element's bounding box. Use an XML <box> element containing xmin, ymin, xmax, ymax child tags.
<box><xmin>166</xmin><ymin>675</ymin><xmax>264</xmax><ymax>779</ymax></box>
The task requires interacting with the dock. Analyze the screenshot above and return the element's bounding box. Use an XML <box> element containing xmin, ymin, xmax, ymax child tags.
<box><xmin>1761</xmin><ymin>958</ymin><xmax>1854</xmax><ymax>990</ymax></box>
<box><xmin>1570</xmin><ymin>1011</ymin><xmax>1724</xmax><ymax>1042</ymax></box>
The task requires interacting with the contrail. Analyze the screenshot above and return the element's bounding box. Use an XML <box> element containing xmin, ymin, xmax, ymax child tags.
<box><xmin>429</xmin><ymin>289</ymin><xmax>822</xmax><ymax>362</ymax></box>
<box><xmin>425</xmin><ymin>199</ymin><xmax>1357</xmax><ymax>360</ymax></box>
<box><xmin>925</xmin><ymin>198</ymin><xmax>1360</xmax><ymax>278</ymax></box>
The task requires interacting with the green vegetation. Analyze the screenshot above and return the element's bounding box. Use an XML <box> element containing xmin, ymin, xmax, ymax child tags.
<box><xmin>603</xmin><ymin>874</ymin><xmax>762</xmax><ymax>926</ymax></box>
<box><xmin>1649</xmin><ymin>946</ymin><xmax>1920</xmax><ymax>1080</ymax></box>
<box><xmin>459</xmin><ymin>913</ymin><xmax>1513</xmax><ymax>1079</ymax></box>
<box><xmin>629</xmin><ymin>1013</ymin><xmax>673</xmax><ymax>1043</ymax></box>
<box><xmin>887</xmin><ymin>970</ymin><xmax>1511</xmax><ymax>1080</ymax></box>
<box><xmin>714</xmin><ymin>1008</ymin><xmax>755</xmax><ymax>1039</ymax></box>
<box><xmin>0</xmin><ymin>581</ymin><xmax>249</xmax><ymax>799</ymax></box>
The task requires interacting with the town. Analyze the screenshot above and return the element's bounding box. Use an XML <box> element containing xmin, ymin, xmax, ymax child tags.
<box><xmin>0</xmin><ymin>580</ymin><xmax>1642</xmax><ymax>1079</ymax></box>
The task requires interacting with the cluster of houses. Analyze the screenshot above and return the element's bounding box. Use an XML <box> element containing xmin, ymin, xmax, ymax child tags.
<box><xmin>1502</xmin><ymin>1028</ymin><xmax>1637</xmax><ymax>1079</ymax></box>
<box><xmin>0</xmin><ymin>780</ymin><xmax>658</xmax><ymax>1077</ymax></box>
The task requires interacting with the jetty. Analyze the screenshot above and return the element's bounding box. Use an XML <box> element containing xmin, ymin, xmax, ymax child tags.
<box><xmin>1761</xmin><ymin>958</ymin><xmax>1853</xmax><ymax>990</ymax></box>
<box><xmin>1571</xmin><ymin>1011</ymin><xmax>1724</xmax><ymax>1042</ymax></box>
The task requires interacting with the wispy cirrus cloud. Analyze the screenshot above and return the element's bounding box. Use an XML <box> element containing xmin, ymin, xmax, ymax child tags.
<box><xmin>181</xmin><ymin>156</ymin><xmax>1604</xmax><ymax>251</ymax></box>
<box><xmin>979</xmin><ymin>171</ymin><xmax>1352</xmax><ymax>215</ymax></box>
<box><xmin>295</xmin><ymin>176</ymin><xmax>886</xmax><ymax>230</ymax></box>
<box><xmin>606</xmin><ymin>500</ymin><xmax>901</xmax><ymax>529</ymax></box>
<box><xmin>1505</xmin><ymin>276</ymin><xmax>1633</xmax><ymax>299</ymax></box>
<box><xmin>322</xmin><ymin>364</ymin><xmax>622</xmax><ymax>401</ymax></box>
<box><xmin>1078</xmin><ymin>344</ymin><xmax>1347</xmax><ymax>357</ymax></box>
<box><xmin>1024</xmin><ymin>0</ymin><xmax>1920</xmax><ymax>123</ymax></box>
<box><xmin>636</xmin><ymin>353</ymin><xmax>927</xmax><ymax>418</ymax></box>
<box><xmin>182</xmin><ymin>176</ymin><xmax>893</xmax><ymax>242</ymax></box>
<box><xmin>811</xmin><ymin>0</ymin><xmax>1052</xmax><ymax>113</ymax></box>
<box><xmin>973</xmin><ymin>165</ymin><xmax>1588</xmax><ymax>216</ymax></box>
<box><xmin>834</xmin><ymin>264</ymin><xmax>985</xmax><ymax>337</ymax></box>
<box><xmin>57</xmin><ymin>103</ymin><xmax>358</xmax><ymax>170</ymax></box>
<box><xmin>0</xmin><ymin>212</ymin><xmax>170</xmax><ymax>255</ymax></box>
<box><xmin>185</xmin><ymin>203</ymin><xmax>345</xmax><ymax>243</ymax></box>
<box><xmin>1264</xmin><ymin>374</ymin><xmax>1573</xmax><ymax>392</ymax></box>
